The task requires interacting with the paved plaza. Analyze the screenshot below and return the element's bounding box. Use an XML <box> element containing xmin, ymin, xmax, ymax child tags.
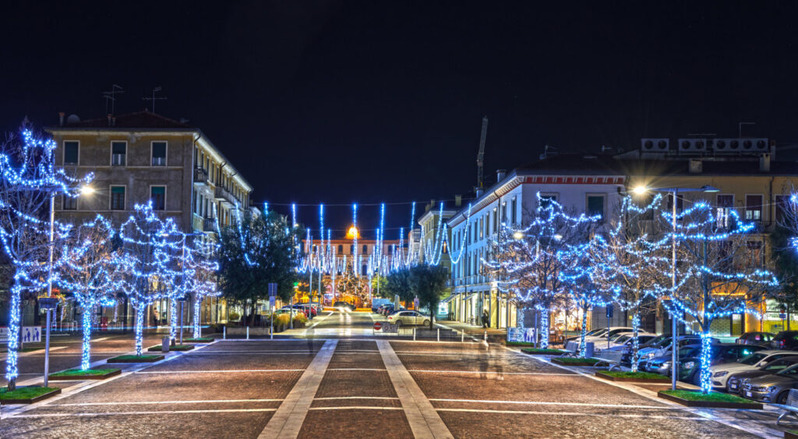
<box><xmin>0</xmin><ymin>312</ymin><xmax>791</xmax><ymax>438</ymax></box>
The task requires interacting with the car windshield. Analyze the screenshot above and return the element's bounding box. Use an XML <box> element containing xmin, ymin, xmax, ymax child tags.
<box><xmin>643</xmin><ymin>335</ymin><xmax>669</xmax><ymax>348</ymax></box>
<box><xmin>776</xmin><ymin>363</ymin><xmax>798</xmax><ymax>376</ymax></box>
<box><xmin>615</xmin><ymin>335</ymin><xmax>632</xmax><ymax>344</ymax></box>
<box><xmin>738</xmin><ymin>353</ymin><xmax>768</xmax><ymax>365</ymax></box>
<box><xmin>764</xmin><ymin>360</ymin><xmax>797</xmax><ymax>371</ymax></box>
<box><xmin>609</xmin><ymin>333</ymin><xmax>629</xmax><ymax>342</ymax></box>
<box><xmin>678</xmin><ymin>346</ymin><xmax>700</xmax><ymax>357</ymax></box>
<box><xmin>586</xmin><ymin>329</ymin><xmax>604</xmax><ymax>336</ymax></box>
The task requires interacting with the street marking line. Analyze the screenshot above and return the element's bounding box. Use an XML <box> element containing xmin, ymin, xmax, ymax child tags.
<box><xmin>508</xmin><ymin>346</ymin><xmax>780</xmax><ymax>439</ymax></box>
<box><xmin>135</xmin><ymin>369</ymin><xmax>304</xmax><ymax>374</ymax></box>
<box><xmin>11</xmin><ymin>408</ymin><xmax>278</xmax><ymax>418</ymax></box>
<box><xmin>377</xmin><ymin>339</ymin><xmax>454</xmax><ymax>439</ymax></box>
<box><xmin>434</xmin><ymin>408</ymin><xmax>707</xmax><ymax>420</ymax></box>
<box><xmin>187</xmin><ymin>351</ymin><xmax>317</xmax><ymax>355</ymax></box>
<box><xmin>258</xmin><ymin>339</ymin><xmax>338</xmax><ymax>439</ymax></box>
<box><xmin>307</xmin><ymin>406</ymin><xmax>403</xmax><ymax>411</ymax></box>
<box><xmin>326</xmin><ymin>368</ymin><xmax>386</xmax><ymax>372</ymax></box>
<box><xmin>314</xmin><ymin>396</ymin><xmax>399</xmax><ymax>400</ymax></box>
<box><xmin>49</xmin><ymin>398</ymin><xmax>284</xmax><ymax>407</ymax></box>
<box><xmin>408</xmin><ymin>370</ymin><xmax>576</xmax><ymax>376</ymax></box>
<box><xmin>427</xmin><ymin>398</ymin><xmax>684</xmax><ymax>410</ymax></box>
<box><xmin>304</xmin><ymin>311</ymin><xmax>335</xmax><ymax>334</ymax></box>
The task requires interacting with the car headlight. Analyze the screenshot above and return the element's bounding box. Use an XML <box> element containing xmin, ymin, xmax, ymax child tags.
<box><xmin>714</xmin><ymin>371</ymin><xmax>728</xmax><ymax>377</ymax></box>
<box><xmin>662</xmin><ymin>361</ymin><xmax>671</xmax><ymax>369</ymax></box>
<box><xmin>683</xmin><ymin>361</ymin><xmax>695</xmax><ymax>370</ymax></box>
<box><xmin>646</xmin><ymin>352</ymin><xmax>655</xmax><ymax>359</ymax></box>
<box><xmin>769</xmin><ymin>386</ymin><xmax>779</xmax><ymax>392</ymax></box>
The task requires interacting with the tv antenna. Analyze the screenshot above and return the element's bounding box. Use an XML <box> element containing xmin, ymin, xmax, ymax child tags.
<box><xmin>102</xmin><ymin>84</ymin><xmax>124</xmax><ymax>115</ymax></box>
<box><xmin>143</xmin><ymin>86</ymin><xmax>167</xmax><ymax>113</ymax></box>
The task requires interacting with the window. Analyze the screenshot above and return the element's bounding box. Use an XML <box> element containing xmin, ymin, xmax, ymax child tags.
<box><xmin>111</xmin><ymin>141</ymin><xmax>126</xmax><ymax>166</ymax></box>
<box><xmin>745</xmin><ymin>195</ymin><xmax>763</xmax><ymax>221</ymax></box>
<box><xmin>511</xmin><ymin>196</ymin><xmax>517</xmax><ymax>224</ymax></box>
<box><xmin>362</xmin><ymin>244</ymin><xmax>368</xmax><ymax>254</ymax></box>
<box><xmin>62</xmin><ymin>195</ymin><xmax>77</xmax><ymax>210</ymax></box>
<box><xmin>667</xmin><ymin>194</ymin><xmax>684</xmax><ymax>213</ymax></box>
<box><xmin>587</xmin><ymin>195</ymin><xmax>605</xmax><ymax>220</ymax></box>
<box><xmin>747</xmin><ymin>241</ymin><xmax>764</xmax><ymax>268</ymax></box>
<box><xmin>337</xmin><ymin>244</ymin><xmax>343</xmax><ymax>254</ymax></box>
<box><xmin>110</xmin><ymin>186</ymin><xmax>125</xmax><ymax>210</ymax></box>
<box><xmin>350</xmin><ymin>245</ymin><xmax>354</xmax><ymax>254</ymax></box>
<box><xmin>539</xmin><ymin>194</ymin><xmax>557</xmax><ymax>209</ymax></box>
<box><xmin>151</xmin><ymin>186</ymin><xmax>166</xmax><ymax>210</ymax></box>
<box><xmin>776</xmin><ymin>195</ymin><xmax>790</xmax><ymax>225</ymax></box>
<box><xmin>716</xmin><ymin>195</ymin><xmax>734</xmax><ymax>228</ymax></box>
<box><xmin>151</xmin><ymin>141</ymin><xmax>167</xmax><ymax>166</ymax></box>
<box><xmin>64</xmin><ymin>141</ymin><xmax>79</xmax><ymax>165</ymax></box>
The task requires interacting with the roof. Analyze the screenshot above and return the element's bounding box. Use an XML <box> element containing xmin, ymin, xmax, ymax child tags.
<box><xmin>55</xmin><ymin>111</ymin><xmax>192</xmax><ymax>130</ymax></box>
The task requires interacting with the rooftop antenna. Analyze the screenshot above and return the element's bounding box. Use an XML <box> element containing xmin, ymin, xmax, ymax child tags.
<box><xmin>142</xmin><ymin>86</ymin><xmax>167</xmax><ymax>113</ymax></box>
<box><xmin>476</xmin><ymin>116</ymin><xmax>488</xmax><ymax>190</ymax></box>
<box><xmin>102</xmin><ymin>84</ymin><xmax>124</xmax><ymax>115</ymax></box>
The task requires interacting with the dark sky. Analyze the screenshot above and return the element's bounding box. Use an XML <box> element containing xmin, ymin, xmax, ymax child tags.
<box><xmin>2</xmin><ymin>1</ymin><xmax>798</xmax><ymax>235</ymax></box>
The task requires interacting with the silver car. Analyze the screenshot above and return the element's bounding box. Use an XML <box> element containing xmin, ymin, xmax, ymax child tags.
<box><xmin>387</xmin><ymin>310</ymin><xmax>431</xmax><ymax>327</ymax></box>
<box><xmin>741</xmin><ymin>363</ymin><xmax>798</xmax><ymax>403</ymax></box>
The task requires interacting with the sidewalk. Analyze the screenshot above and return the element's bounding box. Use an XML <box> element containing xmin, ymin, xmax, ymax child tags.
<box><xmin>435</xmin><ymin>320</ymin><xmax>506</xmax><ymax>342</ymax></box>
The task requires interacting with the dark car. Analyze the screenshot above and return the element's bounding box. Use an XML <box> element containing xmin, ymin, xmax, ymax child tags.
<box><xmin>736</xmin><ymin>332</ymin><xmax>775</xmax><ymax>347</ymax></box>
<box><xmin>726</xmin><ymin>355</ymin><xmax>798</xmax><ymax>394</ymax></box>
<box><xmin>676</xmin><ymin>343</ymin><xmax>766</xmax><ymax>384</ymax></box>
<box><xmin>333</xmin><ymin>301</ymin><xmax>355</xmax><ymax>311</ymax></box>
<box><xmin>772</xmin><ymin>331</ymin><xmax>798</xmax><ymax>350</ymax></box>
<box><xmin>644</xmin><ymin>344</ymin><xmax>702</xmax><ymax>375</ymax></box>
<box><xmin>741</xmin><ymin>363</ymin><xmax>798</xmax><ymax>403</ymax></box>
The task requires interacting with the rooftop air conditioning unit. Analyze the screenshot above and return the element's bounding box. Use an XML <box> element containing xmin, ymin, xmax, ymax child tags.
<box><xmin>641</xmin><ymin>138</ymin><xmax>669</xmax><ymax>152</ymax></box>
<box><xmin>677</xmin><ymin>139</ymin><xmax>708</xmax><ymax>154</ymax></box>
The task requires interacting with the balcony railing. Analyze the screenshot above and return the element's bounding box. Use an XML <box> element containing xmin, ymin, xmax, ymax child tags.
<box><xmin>202</xmin><ymin>217</ymin><xmax>216</xmax><ymax>232</ymax></box>
<box><xmin>215</xmin><ymin>186</ymin><xmax>237</xmax><ymax>206</ymax></box>
<box><xmin>194</xmin><ymin>168</ymin><xmax>209</xmax><ymax>184</ymax></box>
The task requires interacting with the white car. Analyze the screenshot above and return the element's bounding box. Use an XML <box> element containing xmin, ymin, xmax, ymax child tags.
<box><xmin>605</xmin><ymin>332</ymin><xmax>656</xmax><ymax>349</ymax></box>
<box><xmin>585</xmin><ymin>327</ymin><xmax>635</xmax><ymax>343</ymax></box>
<box><xmin>387</xmin><ymin>310</ymin><xmax>431</xmax><ymax>326</ymax></box>
<box><xmin>708</xmin><ymin>350</ymin><xmax>798</xmax><ymax>391</ymax></box>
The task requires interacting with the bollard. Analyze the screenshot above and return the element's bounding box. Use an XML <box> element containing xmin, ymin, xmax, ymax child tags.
<box><xmin>413</xmin><ymin>327</ymin><xmax>416</xmax><ymax>341</ymax></box>
<box><xmin>162</xmin><ymin>336</ymin><xmax>170</xmax><ymax>353</ymax></box>
<box><xmin>437</xmin><ymin>328</ymin><xmax>440</xmax><ymax>342</ymax></box>
<box><xmin>484</xmin><ymin>330</ymin><xmax>488</xmax><ymax>342</ymax></box>
<box><xmin>461</xmin><ymin>331</ymin><xmax>465</xmax><ymax>343</ymax></box>
<box><xmin>223</xmin><ymin>326</ymin><xmax>226</xmax><ymax>339</ymax></box>
<box><xmin>246</xmin><ymin>326</ymin><xmax>250</xmax><ymax>340</ymax></box>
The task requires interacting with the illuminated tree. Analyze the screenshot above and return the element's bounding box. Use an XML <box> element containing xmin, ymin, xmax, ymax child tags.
<box><xmin>337</xmin><ymin>260</ymin><xmax>369</xmax><ymax>304</ymax></box>
<box><xmin>182</xmin><ymin>238</ymin><xmax>220</xmax><ymax>338</ymax></box>
<box><xmin>0</xmin><ymin>125</ymin><xmax>92</xmax><ymax>390</ymax></box>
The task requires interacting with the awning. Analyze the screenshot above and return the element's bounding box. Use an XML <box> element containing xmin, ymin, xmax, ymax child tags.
<box><xmin>440</xmin><ymin>295</ymin><xmax>456</xmax><ymax>304</ymax></box>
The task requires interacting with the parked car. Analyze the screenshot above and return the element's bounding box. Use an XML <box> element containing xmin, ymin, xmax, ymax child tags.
<box><xmin>676</xmin><ymin>343</ymin><xmax>766</xmax><ymax>384</ymax></box>
<box><xmin>387</xmin><ymin>310</ymin><xmax>430</xmax><ymax>326</ymax></box>
<box><xmin>637</xmin><ymin>335</ymin><xmax>719</xmax><ymax>369</ymax></box>
<box><xmin>741</xmin><ymin>362</ymin><xmax>798</xmax><ymax>403</ymax></box>
<box><xmin>736</xmin><ymin>332</ymin><xmax>775</xmax><ymax>347</ymax></box>
<box><xmin>727</xmin><ymin>356</ymin><xmax>798</xmax><ymax>394</ymax></box>
<box><xmin>709</xmin><ymin>350</ymin><xmax>798</xmax><ymax>391</ymax></box>
<box><xmin>565</xmin><ymin>328</ymin><xmax>607</xmax><ymax>344</ymax></box>
<box><xmin>594</xmin><ymin>333</ymin><xmax>657</xmax><ymax>355</ymax></box>
<box><xmin>644</xmin><ymin>345</ymin><xmax>702</xmax><ymax>375</ymax></box>
<box><xmin>584</xmin><ymin>327</ymin><xmax>634</xmax><ymax>343</ymax></box>
<box><xmin>772</xmin><ymin>331</ymin><xmax>798</xmax><ymax>350</ymax></box>
<box><xmin>292</xmin><ymin>304</ymin><xmax>317</xmax><ymax>317</ymax></box>
<box><xmin>620</xmin><ymin>334</ymin><xmax>668</xmax><ymax>367</ymax></box>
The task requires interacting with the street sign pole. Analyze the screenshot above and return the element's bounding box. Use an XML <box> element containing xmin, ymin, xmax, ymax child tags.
<box><xmin>39</xmin><ymin>297</ymin><xmax>58</xmax><ymax>387</ymax></box>
<box><xmin>268</xmin><ymin>283</ymin><xmax>277</xmax><ymax>339</ymax></box>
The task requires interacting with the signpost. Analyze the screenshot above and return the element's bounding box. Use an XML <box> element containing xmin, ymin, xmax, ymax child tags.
<box><xmin>268</xmin><ymin>283</ymin><xmax>277</xmax><ymax>340</ymax></box>
<box><xmin>373</xmin><ymin>322</ymin><xmax>382</xmax><ymax>331</ymax></box>
<box><xmin>606</xmin><ymin>306</ymin><xmax>613</xmax><ymax>349</ymax></box>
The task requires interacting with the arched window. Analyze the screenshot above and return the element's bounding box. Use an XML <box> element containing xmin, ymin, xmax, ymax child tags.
<box><xmin>362</xmin><ymin>244</ymin><xmax>368</xmax><ymax>254</ymax></box>
<box><xmin>350</xmin><ymin>245</ymin><xmax>355</xmax><ymax>254</ymax></box>
<box><xmin>337</xmin><ymin>244</ymin><xmax>343</xmax><ymax>254</ymax></box>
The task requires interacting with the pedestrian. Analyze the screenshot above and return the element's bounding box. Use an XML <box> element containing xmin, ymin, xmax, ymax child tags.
<box><xmin>482</xmin><ymin>309</ymin><xmax>489</xmax><ymax>328</ymax></box>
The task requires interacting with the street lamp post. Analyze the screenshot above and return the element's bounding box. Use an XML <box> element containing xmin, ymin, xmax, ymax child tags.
<box><xmin>633</xmin><ymin>184</ymin><xmax>718</xmax><ymax>391</ymax></box>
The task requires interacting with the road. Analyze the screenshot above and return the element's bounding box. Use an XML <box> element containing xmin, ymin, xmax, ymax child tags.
<box><xmin>0</xmin><ymin>311</ymin><xmax>787</xmax><ymax>438</ymax></box>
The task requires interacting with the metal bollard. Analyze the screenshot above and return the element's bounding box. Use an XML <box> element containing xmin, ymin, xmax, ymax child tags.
<box><xmin>437</xmin><ymin>328</ymin><xmax>440</xmax><ymax>342</ymax></box>
<box><xmin>246</xmin><ymin>326</ymin><xmax>250</xmax><ymax>340</ymax></box>
<box><xmin>223</xmin><ymin>326</ymin><xmax>226</xmax><ymax>339</ymax></box>
<box><xmin>484</xmin><ymin>330</ymin><xmax>488</xmax><ymax>342</ymax></box>
<box><xmin>162</xmin><ymin>336</ymin><xmax>170</xmax><ymax>353</ymax></box>
<box><xmin>413</xmin><ymin>327</ymin><xmax>416</xmax><ymax>341</ymax></box>
<box><xmin>461</xmin><ymin>331</ymin><xmax>465</xmax><ymax>343</ymax></box>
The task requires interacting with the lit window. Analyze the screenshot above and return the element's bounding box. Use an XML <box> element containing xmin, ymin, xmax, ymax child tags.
<box><xmin>151</xmin><ymin>142</ymin><xmax>167</xmax><ymax>166</ymax></box>
<box><xmin>745</xmin><ymin>195</ymin><xmax>763</xmax><ymax>221</ymax></box>
<box><xmin>112</xmin><ymin>141</ymin><xmax>126</xmax><ymax>166</ymax></box>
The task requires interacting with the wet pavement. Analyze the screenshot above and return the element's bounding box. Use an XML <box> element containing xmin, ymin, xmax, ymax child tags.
<box><xmin>0</xmin><ymin>312</ymin><xmax>789</xmax><ymax>438</ymax></box>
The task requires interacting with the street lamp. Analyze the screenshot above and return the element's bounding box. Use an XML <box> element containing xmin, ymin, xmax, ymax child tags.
<box><xmin>632</xmin><ymin>184</ymin><xmax>718</xmax><ymax>391</ymax></box>
<box><xmin>43</xmin><ymin>184</ymin><xmax>93</xmax><ymax>387</ymax></box>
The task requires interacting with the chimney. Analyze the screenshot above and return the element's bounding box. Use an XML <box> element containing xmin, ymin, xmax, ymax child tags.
<box><xmin>760</xmin><ymin>153</ymin><xmax>771</xmax><ymax>172</ymax></box>
<box><xmin>688</xmin><ymin>159</ymin><xmax>703</xmax><ymax>174</ymax></box>
<box><xmin>58</xmin><ymin>112</ymin><xmax>65</xmax><ymax>126</ymax></box>
<box><xmin>496</xmin><ymin>169</ymin><xmax>506</xmax><ymax>182</ymax></box>
<box><xmin>454</xmin><ymin>194</ymin><xmax>462</xmax><ymax>207</ymax></box>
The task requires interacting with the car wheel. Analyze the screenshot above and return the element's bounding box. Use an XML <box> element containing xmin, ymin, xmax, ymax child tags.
<box><xmin>422</xmin><ymin>320</ymin><xmax>430</xmax><ymax>326</ymax></box>
<box><xmin>777</xmin><ymin>391</ymin><xmax>789</xmax><ymax>404</ymax></box>
<box><xmin>395</xmin><ymin>320</ymin><xmax>402</xmax><ymax>327</ymax></box>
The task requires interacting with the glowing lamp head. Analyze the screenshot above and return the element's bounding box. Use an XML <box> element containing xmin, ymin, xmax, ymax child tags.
<box><xmin>346</xmin><ymin>225</ymin><xmax>359</xmax><ymax>239</ymax></box>
<box><xmin>80</xmin><ymin>185</ymin><xmax>95</xmax><ymax>196</ymax></box>
<box><xmin>632</xmin><ymin>185</ymin><xmax>648</xmax><ymax>195</ymax></box>
<box><xmin>512</xmin><ymin>231</ymin><xmax>525</xmax><ymax>240</ymax></box>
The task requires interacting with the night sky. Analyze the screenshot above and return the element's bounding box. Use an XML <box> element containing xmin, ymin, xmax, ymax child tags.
<box><xmin>2</xmin><ymin>1</ymin><xmax>798</xmax><ymax>235</ymax></box>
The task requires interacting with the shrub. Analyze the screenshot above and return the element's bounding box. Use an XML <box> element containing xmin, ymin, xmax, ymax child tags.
<box><xmin>228</xmin><ymin>312</ymin><xmax>241</xmax><ymax>322</ymax></box>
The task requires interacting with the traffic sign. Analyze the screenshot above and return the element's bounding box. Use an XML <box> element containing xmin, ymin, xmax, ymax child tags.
<box><xmin>373</xmin><ymin>322</ymin><xmax>382</xmax><ymax>331</ymax></box>
<box><xmin>38</xmin><ymin>297</ymin><xmax>58</xmax><ymax>310</ymax></box>
<box><xmin>268</xmin><ymin>283</ymin><xmax>277</xmax><ymax>297</ymax></box>
<box><xmin>269</xmin><ymin>296</ymin><xmax>276</xmax><ymax>309</ymax></box>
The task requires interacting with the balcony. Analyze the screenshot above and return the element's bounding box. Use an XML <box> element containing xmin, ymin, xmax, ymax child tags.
<box><xmin>194</xmin><ymin>168</ymin><xmax>209</xmax><ymax>185</ymax></box>
<box><xmin>215</xmin><ymin>186</ymin><xmax>237</xmax><ymax>206</ymax></box>
<box><xmin>203</xmin><ymin>217</ymin><xmax>216</xmax><ymax>232</ymax></box>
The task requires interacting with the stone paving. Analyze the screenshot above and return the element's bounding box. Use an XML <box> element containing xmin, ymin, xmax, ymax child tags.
<box><xmin>0</xmin><ymin>313</ymin><xmax>792</xmax><ymax>438</ymax></box>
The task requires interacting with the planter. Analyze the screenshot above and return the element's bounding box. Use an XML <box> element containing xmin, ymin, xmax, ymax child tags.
<box><xmin>147</xmin><ymin>344</ymin><xmax>194</xmax><ymax>352</ymax></box>
<box><xmin>107</xmin><ymin>354</ymin><xmax>165</xmax><ymax>363</ymax></box>
<box><xmin>183</xmin><ymin>337</ymin><xmax>214</xmax><ymax>343</ymax></box>
<box><xmin>49</xmin><ymin>368</ymin><xmax>121</xmax><ymax>380</ymax></box>
<box><xmin>595</xmin><ymin>371</ymin><xmax>670</xmax><ymax>383</ymax></box>
<box><xmin>551</xmin><ymin>357</ymin><xmax>600</xmax><ymax>366</ymax></box>
<box><xmin>657</xmin><ymin>390</ymin><xmax>763</xmax><ymax>409</ymax></box>
<box><xmin>0</xmin><ymin>386</ymin><xmax>61</xmax><ymax>404</ymax></box>
<box><xmin>785</xmin><ymin>431</ymin><xmax>798</xmax><ymax>439</ymax></box>
<box><xmin>521</xmin><ymin>348</ymin><xmax>567</xmax><ymax>356</ymax></box>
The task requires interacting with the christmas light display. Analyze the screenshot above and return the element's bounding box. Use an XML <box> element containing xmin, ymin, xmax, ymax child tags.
<box><xmin>0</xmin><ymin>126</ymin><xmax>93</xmax><ymax>388</ymax></box>
<box><xmin>181</xmin><ymin>238</ymin><xmax>220</xmax><ymax>339</ymax></box>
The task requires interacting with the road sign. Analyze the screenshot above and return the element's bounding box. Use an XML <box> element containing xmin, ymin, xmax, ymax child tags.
<box><xmin>269</xmin><ymin>296</ymin><xmax>276</xmax><ymax>309</ymax></box>
<box><xmin>373</xmin><ymin>322</ymin><xmax>382</xmax><ymax>331</ymax></box>
<box><xmin>268</xmin><ymin>283</ymin><xmax>277</xmax><ymax>297</ymax></box>
<box><xmin>22</xmin><ymin>326</ymin><xmax>41</xmax><ymax>343</ymax></box>
<box><xmin>780</xmin><ymin>313</ymin><xmax>787</xmax><ymax>320</ymax></box>
<box><xmin>606</xmin><ymin>306</ymin><xmax>613</xmax><ymax>319</ymax></box>
<box><xmin>38</xmin><ymin>297</ymin><xmax>58</xmax><ymax>310</ymax></box>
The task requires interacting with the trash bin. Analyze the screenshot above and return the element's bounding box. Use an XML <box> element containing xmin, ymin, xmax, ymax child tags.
<box><xmin>162</xmin><ymin>336</ymin><xmax>170</xmax><ymax>353</ymax></box>
<box><xmin>585</xmin><ymin>342</ymin><xmax>594</xmax><ymax>358</ymax></box>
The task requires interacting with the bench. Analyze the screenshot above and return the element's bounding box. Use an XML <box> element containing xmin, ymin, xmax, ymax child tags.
<box><xmin>592</xmin><ymin>350</ymin><xmax>623</xmax><ymax>371</ymax></box>
<box><xmin>776</xmin><ymin>389</ymin><xmax>798</xmax><ymax>426</ymax></box>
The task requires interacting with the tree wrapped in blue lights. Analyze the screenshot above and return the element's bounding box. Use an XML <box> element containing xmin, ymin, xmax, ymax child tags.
<box><xmin>0</xmin><ymin>125</ymin><xmax>93</xmax><ymax>390</ymax></box>
<box><xmin>55</xmin><ymin>215</ymin><xmax>119</xmax><ymax>370</ymax></box>
<box><xmin>484</xmin><ymin>193</ymin><xmax>599</xmax><ymax>348</ymax></box>
<box><xmin>182</xmin><ymin>238</ymin><xmax>220</xmax><ymax>338</ymax></box>
<box><xmin>655</xmin><ymin>201</ymin><xmax>777</xmax><ymax>393</ymax></box>
<box><xmin>589</xmin><ymin>194</ymin><xmax>671</xmax><ymax>370</ymax></box>
<box><xmin>117</xmin><ymin>203</ymin><xmax>184</xmax><ymax>356</ymax></box>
